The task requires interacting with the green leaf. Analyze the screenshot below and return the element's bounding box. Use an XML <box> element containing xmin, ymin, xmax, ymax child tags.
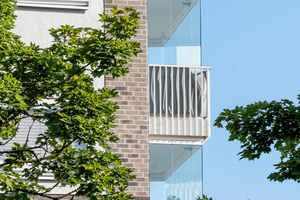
<box><xmin>214</xmin><ymin>95</ymin><xmax>300</xmax><ymax>182</ymax></box>
<box><xmin>0</xmin><ymin>173</ymin><xmax>14</xmax><ymax>190</ymax></box>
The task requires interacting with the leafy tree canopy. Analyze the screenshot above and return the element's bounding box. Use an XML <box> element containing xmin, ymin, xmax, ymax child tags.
<box><xmin>0</xmin><ymin>0</ymin><xmax>141</xmax><ymax>199</ymax></box>
<box><xmin>196</xmin><ymin>195</ymin><xmax>213</xmax><ymax>200</ymax></box>
<box><xmin>214</xmin><ymin>95</ymin><xmax>300</xmax><ymax>183</ymax></box>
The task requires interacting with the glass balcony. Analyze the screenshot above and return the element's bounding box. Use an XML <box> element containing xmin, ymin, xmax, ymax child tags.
<box><xmin>148</xmin><ymin>0</ymin><xmax>210</xmax><ymax>144</ymax></box>
<box><xmin>149</xmin><ymin>0</ymin><xmax>201</xmax><ymax>66</ymax></box>
<box><xmin>150</xmin><ymin>144</ymin><xmax>203</xmax><ymax>200</ymax></box>
<box><xmin>148</xmin><ymin>1</ymin><xmax>209</xmax><ymax>199</ymax></box>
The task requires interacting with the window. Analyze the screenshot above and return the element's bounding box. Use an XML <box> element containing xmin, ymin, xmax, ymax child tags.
<box><xmin>17</xmin><ymin>0</ymin><xmax>90</xmax><ymax>10</ymax></box>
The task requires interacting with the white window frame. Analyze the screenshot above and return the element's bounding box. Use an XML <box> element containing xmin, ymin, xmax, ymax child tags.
<box><xmin>17</xmin><ymin>0</ymin><xmax>90</xmax><ymax>10</ymax></box>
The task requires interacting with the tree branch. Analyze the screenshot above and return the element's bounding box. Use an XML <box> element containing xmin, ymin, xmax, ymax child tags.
<box><xmin>0</xmin><ymin>140</ymin><xmax>74</xmax><ymax>166</ymax></box>
<box><xmin>24</xmin><ymin>119</ymin><xmax>35</xmax><ymax>146</ymax></box>
<box><xmin>0</xmin><ymin>145</ymin><xmax>43</xmax><ymax>155</ymax></box>
<box><xmin>42</xmin><ymin>180</ymin><xmax>61</xmax><ymax>194</ymax></box>
<box><xmin>15</xmin><ymin>188</ymin><xmax>61</xmax><ymax>200</ymax></box>
<box><xmin>0</xmin><ymin>136</ymin><xmax>14</xmax><ymax>146</ymax></box>
<box><xmin>39</xmin><ymin>60</ymin><xmax>95</xmax><ymax>94</ymax></box>
<box><xmin>57</xmin><ymin>187</ymin><xmax>80</xmax><ymax>199</ymax></box>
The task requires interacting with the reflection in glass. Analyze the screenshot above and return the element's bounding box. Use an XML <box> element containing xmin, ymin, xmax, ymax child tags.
<box><xmin>150</xmin><ymin>144</ymin><xmax>203</xmax><ymax>200</ymax></box>
<box><xmin>148</xmin><ymin>0</ymin><xmax>201</xmax><ymax>66</ymax></box>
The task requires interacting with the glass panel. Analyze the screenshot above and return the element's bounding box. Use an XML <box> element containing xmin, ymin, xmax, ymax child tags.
<box><xmin>148</xmin><ymin>0</ymin><xmax>201</xmax><ymax>66</ymax></box>
<box><xmin>150</xmin><ymin>144</ymin><xmax>203</xmax><ymax>200</ymax></box>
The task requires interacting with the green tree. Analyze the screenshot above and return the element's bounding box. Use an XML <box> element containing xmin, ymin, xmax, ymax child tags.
<box><xmin>167</xmin><ymin>195</ymin><xmax>181</xmax><ymax>200</ymax></box>
<box><xmin>196</xmin><ymin>195</ymin><xmax>213</xmax><ymax>200</ymax></box>
<box><xmin>214</xmin><ymin>95</ymin><xmax>300</xmax><ymax>183</ymax></box>
<box><xmin>0</xmin><ymin>0</ymin><xmax>141</xmax><ymax>199</ymax></box>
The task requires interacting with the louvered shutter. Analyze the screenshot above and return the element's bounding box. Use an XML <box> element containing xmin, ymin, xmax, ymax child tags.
<box><xmin>0</xmin><ymin>118</ymin><xmax>47</xmax><ymax>159</ymax></box>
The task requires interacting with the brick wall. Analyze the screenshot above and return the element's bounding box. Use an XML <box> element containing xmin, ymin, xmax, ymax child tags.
<box><xmin>104</xmin><ymin>0</ymin><xmax>149</xmax><ymax>200</ymax></box>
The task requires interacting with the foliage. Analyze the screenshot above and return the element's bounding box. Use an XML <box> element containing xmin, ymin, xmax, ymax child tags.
<box><xmin>167</xmin><ymin>195</ymin><xmax>181</xmax><ymax>200</ymax></box>
<box><xmin>0</xmin><ymin>0</ymin><xmax>141</xmax><ymax>199</ymax></box>
<box><xmin>196</xmin><ymin>195</ymin><xmax>213</xmax><ymax>200</ymax></box>
<box><xmin>214</xmin><ymin>95</ymin><xmax>300</xmax><ymax>182</ymax></box>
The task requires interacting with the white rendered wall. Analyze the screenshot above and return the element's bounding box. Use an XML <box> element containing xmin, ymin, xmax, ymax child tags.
<box><xmin>14</xmin><ymin>0</ymin><xmax>103</xmax><ymax>47</ymax></box>
<box><xmin>13</xmin><ymin>0</ymin><xmax>105</xmax><ymax>88</ymax></box>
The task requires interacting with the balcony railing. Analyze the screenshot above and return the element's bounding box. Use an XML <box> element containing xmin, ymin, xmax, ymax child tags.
<box><xmin>149</xmin><ymin>65</ymin><xmax>211</xmax><ymax>144</ymax></box>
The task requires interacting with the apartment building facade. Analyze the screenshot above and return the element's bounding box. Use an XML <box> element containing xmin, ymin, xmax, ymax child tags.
<box><xmin>10</xmin><ymin>0</ymin><xmax>210</xmax><ymax>199</ymax></box>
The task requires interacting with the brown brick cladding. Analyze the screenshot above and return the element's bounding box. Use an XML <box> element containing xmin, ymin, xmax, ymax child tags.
<box><xmin>104</xmin><ymin>0</ymin><xmax>149</xmax><ymax>200</ymax></box>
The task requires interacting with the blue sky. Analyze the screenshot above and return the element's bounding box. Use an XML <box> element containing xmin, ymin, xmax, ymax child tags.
<box><xmin>202</xmin><ymin>0</ymin><xmax>300</xmax><ymax>199</ymax></box>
